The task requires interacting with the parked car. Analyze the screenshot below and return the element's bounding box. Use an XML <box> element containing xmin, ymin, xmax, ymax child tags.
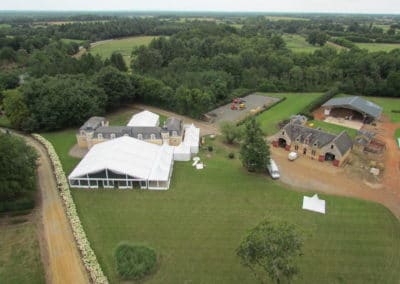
<box><xmin>288</xmin><ymin>152</ymin><xmax>298</xmax><ymax>161</ymax></box>
<box><xmin>267</xmin><ymin>159</ymin><xmax>280</xmax><ymax>179</ymax></box>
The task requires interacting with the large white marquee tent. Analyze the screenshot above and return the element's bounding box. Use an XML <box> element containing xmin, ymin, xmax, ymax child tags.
<box><xmin>127</xmin><ymin>110</ymin><xmax>160</xmax><ymax>127</ymax></box>
<box><xmin>68</xmin><ymin>136</ymin><xmax>174</xmax><ymax>190</ymax></box>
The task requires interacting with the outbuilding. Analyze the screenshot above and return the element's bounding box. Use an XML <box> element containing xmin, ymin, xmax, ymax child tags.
<box><xmin>68</xmin><ymin>136</ymin><xmax>174</xmax><ymax>190</ymax></box>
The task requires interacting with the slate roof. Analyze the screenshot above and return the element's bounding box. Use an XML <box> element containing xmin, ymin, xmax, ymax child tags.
<box><xmin>94</xmin><ymin>126</ymin><xmax>162</xmax><ymax>140</ymax></box>
<box><xmin>164</xmin><ymin>117</ymin><xmax>182</xmax><ymax>135</ymax></box>
<box><xmin>354</xmin><ymin>130</ymin><xmax>375</xmax><ymax>146</ymax></box>
<box><xmin>282</xmin><ymin>123</ymin><xmax>353</xmax><ymax>155</ymax></box>
<box><xmin>80</xmin><ymin>117</ymin><xmax>106</xmax><ymax>131</ymax></box>
<box><xmin>322</xmin><ymin>96</ymin><xmax>382</xmax><ymax>119</ymax></box>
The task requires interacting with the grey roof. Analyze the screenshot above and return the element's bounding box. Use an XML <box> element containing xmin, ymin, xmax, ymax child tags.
<box><xmin>332</xmin><ymin>131</ymin><xmax>353</xmax><ymax>155</ymax></box>
<box><xmin>164</xmin><ymin>117</ymin><xmax>182</xmax><ymax>135</ymax></box>
<box><xmin>355</xmin><ymin>130</ymin><xmax>375</xmax><ymax>146</ymax></box>
<box><xmin>322</xmin><ymin>96</ymin><xmax>382</xmax><ymax>119</ymax></box>
<box><xmin>80</xmin><ymin>116</ymin><xmax>106</xmax><ymax>131</ymax></box>
<box><xmin>283</xmin><ymin>123</ymin><xmax>353</xmax><ymax>155</ymax></box>
<box><xmin>94</xmin><ymin>126</ymin><xmax>162</xmax><ymax>140</ymax></box>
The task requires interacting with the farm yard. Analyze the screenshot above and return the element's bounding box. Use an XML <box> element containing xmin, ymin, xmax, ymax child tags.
<box><xmin>89</xmin><ymin>36</ymin><xmax>157</xmax><ymax>65</ymax></box>
<box><xmin>39</xmin><ymin>92</ymin><xmax>400</xmax><ymax>283</ymax></box>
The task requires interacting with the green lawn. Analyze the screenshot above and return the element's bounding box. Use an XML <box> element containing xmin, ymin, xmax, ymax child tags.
<box><xmin>69</xmin><ymin>138</ymin><xmax>400</xmax><ymax>284</ymax></box>
<box><xmin>308</xmin><ymin>120</ymin><xmax>358</xmax><ymax>139</ymax></box>
<box><xmin>255</xmin><ymin>92</ymin><xmax>324</xmax><ymax>135</ymax></box>
<box><xmin>336</xmin><ymin>94</ymin><xmax>400</xmax><ymax>122</ymax></box>
<box><xmin>0</xmin><ymin>23</ymin><xmax>11</xmax><ymax>29</ymax></box>
<box><xmin>41</xmin><ymin>129</ymin><xmax>81</xmax><ymax>174</ymax></box>
<box><xmin>0</xmin><ymin>220</ymin><xmax>45</xmax><ymax>284</ymax></box>
<box><xmin>108</xmin><ymin>108</ymin><xmax>167</xmax><ymax>126</ymax></box>
<box><xmin>90</xmin><ymin>36</ymin><xmax>157</xmax><ymax>66</ymax></box>
<box><xmin>355</xmin><ymin>43</ymin><xmax>400</xmax><ymax>52</ymax></box>
<box><xmin>283</xmin><ymin>34</ymin><xmax>320</xmax><ymax>53</ymax></box>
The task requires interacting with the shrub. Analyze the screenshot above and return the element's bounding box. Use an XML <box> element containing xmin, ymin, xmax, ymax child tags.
<box><xmin>115</xmin><ymin>243</ymin><xmax>157</xmax><ymax>280</ymax></box>
<box><xmin>207</xmin><ymin>145</ymin><xmax>213</xmax><ymax>152</ymax></box>
<box><xmin>228</xmin><ymin>152</ymin><xmax>235</xmax><ymax>159</ymax></box>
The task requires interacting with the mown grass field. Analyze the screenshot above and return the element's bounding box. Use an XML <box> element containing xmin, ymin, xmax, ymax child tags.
<box><xmin>283</xmin><ymin>34</ymin><xmax>320</xmax><ymax>53</ymax></box>
<box><xmin>0</xmin><ymin>219</ymin><xmax>45</xmax><ymax>284</ymax></box>
<box><xmin>255</xmin><ymin>92</ymin><xmax>324</xmax><ymax>134</ymax></box>
<box><xmin>355</xmin><ymin>43</ymin><xmax>400</xmax><ymax>52</ymax></box>
<box><xmin>89</xmin><ymin>36</ymin><xmax>157</xmax><ymax>66</ymax></box>
<box><xmin>43</xmin><ymin>129</ymin><xmax>400</xmax><ymax>284</ymax></box>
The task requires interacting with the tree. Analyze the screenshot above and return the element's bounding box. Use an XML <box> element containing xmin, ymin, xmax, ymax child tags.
<box><xmin>3</xmin><ymin>90</ymin><xmax>29</xmax><ymax>130</ymax></box>
<box><xmin>110</xmin><ymin>52</ymin><xmax>128</xmax><ymax>72</ymax></box>
<box><xmin>236</xmin><ymin>220</ymin><xmax>303</xmax><ymax>284</ymax></box>
<box><xmin>239</xmin><ymin>117</ymin><xmax>270</xmax><ymax>172</ymax></box>
<box><xmin>307</xmin><ymin>31</ymin><xmax>329</xmax><ymax>46</ymax></box>
<box><xmin>0</xmin><ymin>132</ymin><xmax>38</xmax><ymax>201</ymax></box>
<box><xmin>220</xmin><ymin>121</ymin><xmax>242</xmax><ymax>144</ymax></box>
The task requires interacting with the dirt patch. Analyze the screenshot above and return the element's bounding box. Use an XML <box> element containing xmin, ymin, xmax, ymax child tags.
<box><xmin>69</xmin><ymin>144</ymin><xmax>88</xmax><ymax>158</ymax></box>
<box><xmin>205</xmin><ymin>94</ymin><xmax>280</xmax><ymax>124</ymax></box>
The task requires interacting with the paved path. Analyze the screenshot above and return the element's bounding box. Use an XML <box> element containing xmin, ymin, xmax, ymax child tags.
<box><xmin>23</xmin><ymin>135</ymin><xmax>89</xmax><ymax>284</ymax></box>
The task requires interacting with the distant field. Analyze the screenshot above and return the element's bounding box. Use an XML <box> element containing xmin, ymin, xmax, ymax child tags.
<box><xmin>265</xmin><ymin>16</ymin><xmax>309</xmax><ymax>21</ymax></box>
<box><xmin>356</xmin><ymin>43</ymin><xmax>400</xmax><ymax>52</ymax></box>
<box><xmin>89</xmin><ymin>36</ymin><xmax>157</xmax><ymax>65</ymax></box>
<box><xmin>255</xmin><ymin>92</ymin><xmax>324</xmax><ymax>134</ymax></box>
<box><xmin>61</xmin><ymin>38</ymin><xmax>85</xmax><ymax>45</ymax></box>
<box><xmin>0</xmin><ymin>220</ymin><xmax>45</xmax><ymax>284</ymax></box>
<box><xmin>283</xmin><ymin>34</ymin><xmax>320</xmax><ymax>53</ymax></box>
<box><xmin>0</xmin><ymin>23</ymin><xmax>11</xmax><ymax>29</ymax></box>
<box><xmin>337</xmin><ymin>94</ymin><xmax>400</xmax><ymax>123</ymax></box>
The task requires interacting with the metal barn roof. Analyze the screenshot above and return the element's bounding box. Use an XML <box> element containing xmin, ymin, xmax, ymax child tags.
<box><xmin>322</xmin><ymin>96</ymin><xmax>382</xmax><ymax>119</ymax></box>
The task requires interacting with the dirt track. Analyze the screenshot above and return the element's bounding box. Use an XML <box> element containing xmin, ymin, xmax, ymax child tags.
<box><xmin>24</xmin><ymin>136</ymin><xmax>89</xmax><ymax>284</ymax></box>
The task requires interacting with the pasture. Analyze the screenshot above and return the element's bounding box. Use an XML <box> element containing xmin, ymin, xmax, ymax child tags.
<box><xmin>42</xmin><ymin>98</ymin><xmax>400</xmax><ymax>283</ymax></box>
<box><xmin>0</xmin><ymin>219</ymin><xmax>45</xmax><ymax>284</ymax></box>
<box><xmin>355</xmin><ymin>42</ymin><xmax>400</xmax><ymax>52</ymax></box>
<box><xmin>89</xmin><ymin>36</ymin><xmax>157</xmax><ymax>66</ymax></box>
<box><xmin>254</xmin><ymin>92</ymin><xmax>323</xmax><ymax>134</ymax></box>
<box><xmin>283</xmin><ymin>34</ymin><xmax>320</xmax><ymax>53</ymax></box>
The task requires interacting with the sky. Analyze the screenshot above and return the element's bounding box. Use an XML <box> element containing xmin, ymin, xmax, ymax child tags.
<box><xmin>1</xmin><ymin>0</ymin><xmax>400</xmax><ymax>14</ymax></box>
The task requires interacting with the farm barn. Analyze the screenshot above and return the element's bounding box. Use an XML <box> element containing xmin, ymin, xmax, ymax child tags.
<box><xmin>68</xmin><ymin>136</ymin><xmax>174</xmax><ymax>190</ymax></box>
<box><xmin>273</xmin><ymin>119</ymin><xmax>353</xmax><ymax>167</ymax></box>
<box><xmin>322</xmin><ymin>96</ymin><xmax>382</xmax><ymax>124</ymax></box>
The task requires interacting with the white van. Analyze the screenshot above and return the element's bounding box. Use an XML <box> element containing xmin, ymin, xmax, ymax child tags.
<box><xmin>267</xmin><ymin>159</ymin><xmax>280</xmax><ymax>179</ymax></box>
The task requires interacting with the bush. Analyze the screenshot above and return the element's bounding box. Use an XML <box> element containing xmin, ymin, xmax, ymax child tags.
<box><xmin>207</xmin><ymin>145</ymin><xmax>213</xmax><ymax>152</ymax></box>
<box><xmin>115</xmin><ymin>243</ymin><xmax>157</xmax><ymax>280</ymax></box>
<box><xmin>228</xmin><ymin>152</ymin><xmax>235</xmax><ymax>159</ymax></box>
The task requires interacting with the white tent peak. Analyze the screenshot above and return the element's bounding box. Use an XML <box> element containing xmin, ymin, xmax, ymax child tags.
<box><xmin>302</xmin><ymin>194</ymin><xmax>326</xmax><ymax>214</ymax></box>
<box><xmin>127</xmin><ymin>110</ymin><xmax>160</xmax><ymax>127</ymax></box>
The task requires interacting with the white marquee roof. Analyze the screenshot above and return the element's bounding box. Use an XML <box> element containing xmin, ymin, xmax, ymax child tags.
<box><xmin>183</xmin><ymin>124</ymin><xmax>200</xmax><ymax>148</ymax></box>
<box><xmin>127</xmin><ymin>110</ymin><xmax>160</xmax><ymax>127</ymax></box>
<box><xmin>302</xmin><ymin>194</ymin><xmax>326</xmax><ymax>214</ymax></box>
<box><xmin>69</xmin><ymin>136</ymin><xmax>173</xmax><ymax>181</ymax></box>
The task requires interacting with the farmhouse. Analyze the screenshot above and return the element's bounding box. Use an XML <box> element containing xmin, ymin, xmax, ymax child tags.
<box><xmin>322</xmin><ymin>96</ymin><xmax>382</xmax><ymax>124</ymax></box>
<box><xmin>273</xmin><ymin>118</ymin><xmax>353</xmax><ymax>166</ymax></box>
<box><xmin>77</xmin><ymin>111</ymin><xmax>184</xmax><ymax>149</ymax></box>
<box><xmin>68</xmin><ymin>136</ymin><xmax>174</xmax><ymax>190</ymax></box>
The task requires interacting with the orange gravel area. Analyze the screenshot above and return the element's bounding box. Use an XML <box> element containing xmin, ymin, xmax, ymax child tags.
<box><xmin>25</xmin><ymin>136</ymin><xmax>89</xmax><ymax>284</ymax></box>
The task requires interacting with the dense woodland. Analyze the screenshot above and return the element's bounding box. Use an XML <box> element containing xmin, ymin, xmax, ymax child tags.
<box><xmin>0</xmin><ymin>13</ymin><xmax>399</xmax><ymax>131</ymax></box>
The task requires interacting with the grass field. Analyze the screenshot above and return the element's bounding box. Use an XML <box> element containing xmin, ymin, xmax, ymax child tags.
<box><xmin>255</xmin><ymin>92</ymin><xmax>323</xmax><ymax>134</ymax></box>
<box><xmin>265</xmin><ymin>16</ymin><xmax>309</xmax><ymax>21</ymax></box>
<box><xmin>107</xmin><ymin>108</ymin><xmax>167</xmax><ymax>127</ymax></box>
<box><xmin>90</xmin><ymin>36</ymin><xmax>157</xmax><ymax>66</ymax></box>
<box><xmin>61</xmin><ymin>38</ymin><xmax>85</xmax><ymax>45</ymax></box>
<box><xmin>0</xmin><ymin>23</ymin><xmax>11</xmax><ymax>29</ymax></box>
<box><xmin>283</xmin><ymin>34</ymin><xmax>320</xmax><ymax>53</ymax></box>
<box><xmin>0</xmin><ymin>219</ymin><xmax>45</xmax><ymax>284</ymax></box>
<box><xmin>64</xmin><ymin>137</ymin><xmax>400</xmax><ymax>284</ymax></box>
<box><xmin>355</xmin><ymin>43</ymin><xmax>400</xmax><ymax>52</ymax></box>
<box><xmin>308</xmin><ymin>120</ymin><xmax>358</xmax><ymax>139</ymax></box>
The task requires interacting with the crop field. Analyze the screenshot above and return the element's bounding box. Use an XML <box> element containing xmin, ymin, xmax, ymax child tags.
<box><xmin>355</xmin><ymin>43</ymin><xmax>400</xmax><ymax>52</ymax></box>
<box><xmin>283</xmin><ymin>34</ymin><xmax>320</xmax><ymax>53</ymax></box>
<box><xmin>41</xmin><ymin>127</ymin><xmax>400</xmax><ymax>284</ymax></box>
<box><xmin>254</xmin><ymin>92</ymin><xmax>323</xmax><ymax>134</ymax></box>
<box><xmin>89</xmin><ymin>36</ymin><xmax>157</xmax><ymax>66</ymax></box>
<box><xmin>0</xmin><ymin>219</ymin><xmax>45</xmax><ymax>284</ymax></box>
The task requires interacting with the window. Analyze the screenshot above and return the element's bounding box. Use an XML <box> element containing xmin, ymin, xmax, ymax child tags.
<box><xmin>294</xmin><ymin>145</ymin><xmax>299</xmax><ymax>151</ymax></box>
<box><xmin>150</xmin><ymin>134</ymin><xmax>156</xmax><ymax>140</ymax></box>
<box><xmin>282</xmin><ymin>131</ymin><xmax>285</xmax><ymax>135</ymax></box>
<box><xmin>97</xmin><ymin>133</ymin><xmax>103</xmax><ymax>139</ymax></box>
<box><xmin>311</xmin><ymin>150</ymin><xmax>316</xmax><ymax>156</ymax></box>
<box><xmin>137</xmin><ymin>134</ymin><xmax>143</xmax><ymax>140</ymax></box>
<box><xmin>110</xmin><ymin>133</ymin><xmax>116</xmax><ymax>139</ymax></box>
<box><xmin>172</xmin><ymin>131</ymin><xmax>178</xmax><ymax>137</ymax></box>
<box><xmin>330</xmin><ymin>145</ymin><xmax>334</xmax><ymax>149</ymax></box>
<box><xmin>314</xmin><ymin>143</ymin><xmax>317</xmax><ymax>147</ymax></box>
<box><xmin>80</xmin><ymin>130</ymin><xmax>85</xmax><ymax>136</ymax></box>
